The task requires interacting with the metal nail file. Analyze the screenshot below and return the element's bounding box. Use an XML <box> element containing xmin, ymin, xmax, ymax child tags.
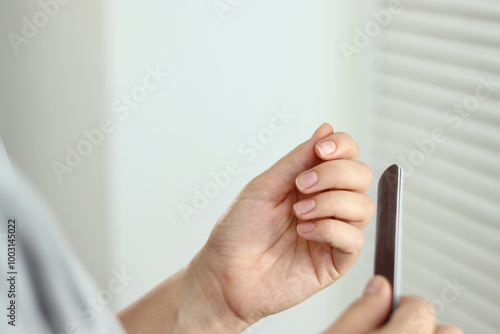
<box><xmin>374</xmin><ymin>164</ymin><xmax>403</xmax><ymax>316</ymax></box>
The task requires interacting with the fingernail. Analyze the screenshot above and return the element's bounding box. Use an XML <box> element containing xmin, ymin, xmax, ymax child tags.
<box><xmin>296</xmin><ymin>171</ymin><xmax>318</xmax><ymax>190</ymax></box>
<box><xmin>294</xmin><ymin>199</ymin><xmax>316</xmax><ymax>215</ymax></box>
<box><xmin>364</xmin><ymin>276</ymin><xmax>383</xmax><ymax>295</ymax></box>
<box><xmin>317</xmin><ymin>140</ymin><xmax>336</xmax><ymax>156</ymax></box>
<box><xmin>297</xmin><ymin>222</ymin><xmax>315</xmax><ymax>234</ymax></box>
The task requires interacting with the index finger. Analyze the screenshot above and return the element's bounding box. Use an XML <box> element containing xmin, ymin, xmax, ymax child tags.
<box><xmin>315</xmin><ymin>132</ymin><xmax>360</xmax><ymax>161</ymax></box>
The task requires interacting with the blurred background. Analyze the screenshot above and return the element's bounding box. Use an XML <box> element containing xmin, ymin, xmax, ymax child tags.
<box><xmin>0</xmin><ymin>0</ymin><xmax>499</xmax><ymax>333</ymax></box>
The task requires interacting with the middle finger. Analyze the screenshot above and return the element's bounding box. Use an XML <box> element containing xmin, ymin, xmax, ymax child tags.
<box><xmin>295</xmin><ymin>160</ymin><xmax>373</xmax><ymax>194</ymax></box>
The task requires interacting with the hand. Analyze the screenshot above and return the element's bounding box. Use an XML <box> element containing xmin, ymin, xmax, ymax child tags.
<box><xmin>190</xmin><ymin>123</ymin><xmax>374</xmax><ymax>329</ymax></box>
<box><xmin>324</xmin><ymin>276</ymin><xmax>463</xmax><ymax>334</ymax></box>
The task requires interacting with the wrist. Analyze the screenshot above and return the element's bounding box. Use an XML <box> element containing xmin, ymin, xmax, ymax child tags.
<box><xmin>173</xmin><ymin>252</ymin><xmax>249</xmax><ymax>334</ymax></box>
<box><xmin>118</xmin><ymin>251</ymin><xmax>249</xmax><ymax>334</ymax></box>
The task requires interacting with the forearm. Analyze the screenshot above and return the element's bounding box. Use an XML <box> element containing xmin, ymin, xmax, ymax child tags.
<box><xmin>118</xmin><ymin>254</ymin><xmax>248</xmax><ymax>334</ymax></box>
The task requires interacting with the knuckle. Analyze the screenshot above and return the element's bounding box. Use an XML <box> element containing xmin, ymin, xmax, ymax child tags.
<box><xmin>355</xmin><ymin>230</ymin><xmax>365</xmax><ymax>251</ymax></box>
<box><xmin>359</xmin><ymin>162</ymin><xmax>373</xmax><ymax>189</ymax></box>
<box><xmin>327</xmin><ymin>192</ymin><xmax>338</xmax><ymax>211</ymax></box>
<box><xmin>354</xmin><ymin>141</ymin><xmax>360</xmax><ymax>158</ymax></box>
<box><xmin>335</xmin><ymin>131</ymin><xmax>350</xmax><ymax>143</ymax></box>
<box><xmin>366</xmin><ymin>196</ymin><xmax>375</xmax><ymax>220</ymax></box>
<box><xmin>410</xmin><ymin>296</ymin><xmax>436</xmax><ymax>320</ymax></box>
<box><xmin>326</xmin><ymin>220</ymin><xmax>338</xmax><ymax>237</ymax></box>
<box><xmin>336</xmin><ymin>132</ymin><xmax>360</xmax><ymax>157</ymax></box>
<box><xmin>365</xmin><ymin>164</ymin><xmax>374</xmax><ymax>183</ymax></box>
<box><xmin>414</xmin><ymin>295</ymin><xmax>431</xmax><ymax>307</ymax></box>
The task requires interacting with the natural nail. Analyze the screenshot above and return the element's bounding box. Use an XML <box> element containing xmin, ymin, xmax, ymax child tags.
<box><xmin>294</xmin><ymin>199</ymin><xmax>316</xmax><ymax>215</ymax></box>
<box><xmin>317</xmin><ymin>140</ymin><xmax>336</xmax><ymax>156</ymax></box>
<box><xmin>296</xmin><ymin>171</ymin><xmax>318</xmax><ymax>190</ymax></box>
<box><xmin>297</xmin><ymin>222</ymin><xmax>315</xmax><ymax>234</ymax></box>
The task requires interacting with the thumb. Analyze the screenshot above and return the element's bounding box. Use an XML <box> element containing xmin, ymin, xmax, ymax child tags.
<box><xmin>324</xmin><ymin>276</ymin><xmax>392</xmax><ymax>334</ymax></box>
<box><xmin>248</xmin><ymin>123</ymin><xmax>333</xmax><ymax>201</ymax></box>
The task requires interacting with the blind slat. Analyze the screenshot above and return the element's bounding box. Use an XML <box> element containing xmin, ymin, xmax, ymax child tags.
<box><xmin>370</xmin><ymin>1</ymin><xmax>500</xmax><ymax>332</ymax></box>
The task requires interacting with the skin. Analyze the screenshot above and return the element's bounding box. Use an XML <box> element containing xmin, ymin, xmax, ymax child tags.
<box><xmin>196</xmin><ymin>123</ymin><xmax>372</xmax><ymax>326</ymax></box>
<box><xmin>325</xmin><ymin>276</ymin><xmax>464</xmax><ymax>334</ymax></box>
<box><xmin>118</xmin><ymin>123</ymin><xmax>461</xmax><ymax>334</ymax></box>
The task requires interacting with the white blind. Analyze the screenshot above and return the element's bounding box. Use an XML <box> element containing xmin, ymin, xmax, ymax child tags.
<box><xmin>369</xmin><ymin>0</ymin><xmax>500</xmax><ymax>332</ymax></box>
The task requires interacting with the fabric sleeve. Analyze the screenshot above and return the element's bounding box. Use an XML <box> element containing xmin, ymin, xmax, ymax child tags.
<box><xmin>0</xmin><ymin>138</ymin><xmax>127</xmax><ymax>334</ymax></box>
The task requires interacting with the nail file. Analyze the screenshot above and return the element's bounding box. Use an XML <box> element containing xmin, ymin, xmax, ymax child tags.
<box><xmin>374</xmin><ymin>164</ymin><xmax>403</xmax><ymax>315</ymax></box>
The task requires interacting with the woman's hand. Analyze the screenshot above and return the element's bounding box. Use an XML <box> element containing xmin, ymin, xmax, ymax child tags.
<box><xmin>191</xmin><ymin>123</ymin><xmax>374</xmax><ymax>329</ymax></box>
<box><xmin>119</xmin><ymin>123</ymin><xmax>374</xmax><ymax>334</ymax></box>
<box><xmin>324</xmin><ymin>276</ymin><xmax>464</xmax><ymax>334</ymax></box>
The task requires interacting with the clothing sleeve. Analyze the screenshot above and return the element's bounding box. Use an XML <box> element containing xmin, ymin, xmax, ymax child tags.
<box><xmin>0</xmin><ymin>138</ymin><xmax>127</xmax><ymax>334</ymax></box>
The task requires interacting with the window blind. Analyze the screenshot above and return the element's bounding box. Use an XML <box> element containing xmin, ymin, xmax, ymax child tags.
<box><xmin>369</xmin><ymin>0</ymin><xmax>500</xmax><ymax>332</ymax></box>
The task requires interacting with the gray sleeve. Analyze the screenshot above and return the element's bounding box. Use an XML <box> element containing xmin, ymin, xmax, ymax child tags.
<box><xmin>0</xmin><ymin>139</ymin><xmax>127</xmax><ymax>334</ymax></box>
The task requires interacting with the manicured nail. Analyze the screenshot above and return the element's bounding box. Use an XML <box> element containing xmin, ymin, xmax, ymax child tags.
<box><xmin>364</xmin><ymin>276</ymin><xmax>383</xmax><ymax>295</ymax></box>
<box><xmin>317</xmin><ymin>140</ymin><xmax>336</xmax><ymax>156</ymax></box>
<box><xmin>297</xmin><ymin>222</ymin><xmax>315</xmax><ymax>234</ymax></box>
<box><xmin>296</xmin><ymin>171</ymin><xmax>318</xmax><ymax>190</ymax></box>
<box><xmin>294</xmin><ymin>199</ymin><xmax>316</xmax><ymax>215</ymax></box>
